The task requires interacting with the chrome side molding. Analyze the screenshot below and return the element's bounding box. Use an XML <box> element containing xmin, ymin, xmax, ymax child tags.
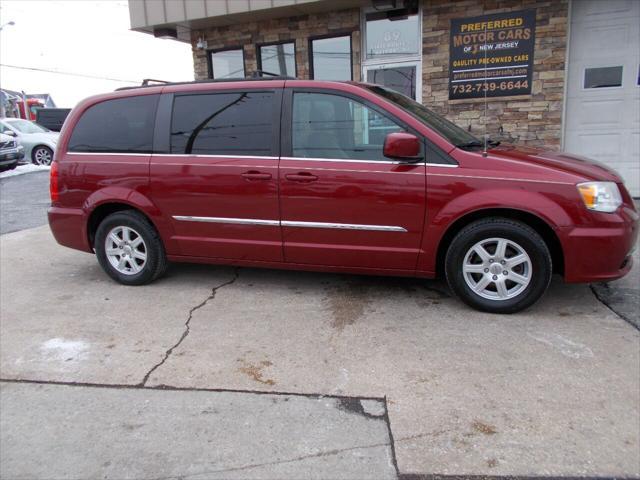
<box><xmin>172</xmin><ymin>216</ymin><xmax>407</xmax><ymax>232</ymax></box>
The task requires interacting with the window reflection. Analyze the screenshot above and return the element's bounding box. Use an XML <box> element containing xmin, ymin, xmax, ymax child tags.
<box><xmin>311</xmin><ymin>35</ymin><xmax>352</xmax><ymax>80</ymax></box>
<box><xmin>259</xmin><ymin>43</ymin><xmax>296</xmax><ymax>77</ymax></box>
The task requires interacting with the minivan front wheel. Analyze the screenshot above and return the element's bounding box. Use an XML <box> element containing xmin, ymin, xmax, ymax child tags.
<box><xmin>445</xmin><ymin>218</ymin><xmax>552</xmax><ymax>314</ymax></box>
<box><xmin>95</xmin><ymin>210</ymin><xmax>167</xmax><ymax>285</ymax></box>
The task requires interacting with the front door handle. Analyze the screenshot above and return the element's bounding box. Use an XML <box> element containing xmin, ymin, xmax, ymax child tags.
<box><xmin>285</xmin><ymin>172</ymin><xmax>318</xmax><ymax>183</ymax></box>
<box><xmin>241</xmin><ymin>170</ymin><xmax>272</xmax><ymax>181</ymax></box>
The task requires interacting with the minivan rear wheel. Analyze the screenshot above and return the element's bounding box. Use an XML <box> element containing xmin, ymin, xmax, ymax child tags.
<box><xmin>95</xmin><ymin>210</ymin><xmax>167</xmax><ymax>285</ymax></box>
<box><xmin>445</xmin><ymin>218</ymin><xmax>552</xmax><ymax>314</ymax></box>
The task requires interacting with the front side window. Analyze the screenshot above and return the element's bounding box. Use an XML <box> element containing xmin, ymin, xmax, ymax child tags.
<box><xmin>292</xmin><ymin>92</ymin><xmax>404</xmax><ymax>161</ymax></box>
<box><xmin>310</xmin><ymin>35</ymin><xmax>352</xmax><ymax>81</ymax></box>
<box><xmin>68</xmin><ymin>95</ymin><xmax>158</xmax><ymax>153</ymax></box>
<box><xmin>364</xmin><ymin>85</ymin><xmax>480</xmax><ymax>147</ymax></box>
<box><xmin>210</xmin><ymin>49</ymin><xmax>245</xmax><ymax>79</ymax></box>
<box><xmin>259</xmin><ymin>42</ymin><xmax>296</xmax><ymax>77</ymax></box>
<box><xmin>171</xmin><ymin>91</ymin><xmax>275</xmax><ymax>156</ymax></box>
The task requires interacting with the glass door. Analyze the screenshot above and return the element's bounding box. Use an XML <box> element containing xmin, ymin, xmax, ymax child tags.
<box><xmin>361</xmin><ymin>5</ymin><xmax>422</xmax><ymax>102</ymax></box>
<box><xmin>363</xmin><ymin>61</ymin><xmax>420</xmax><ymax>101</ymax></box>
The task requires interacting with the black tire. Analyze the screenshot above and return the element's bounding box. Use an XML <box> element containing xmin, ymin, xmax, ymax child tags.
<box><xmin>31</xmin><ymin>145</ymin><xmax>53</xmax><ymax>165</ymax></box>
<box><xmin>94</xmin><ymin>210</ymin><xmax>167</xmax><ymax>285</ymax></box>
<box><xmin>445</xmin><ymin>218</ymin><xmax>552</xmax><ymax>314</ymax></box>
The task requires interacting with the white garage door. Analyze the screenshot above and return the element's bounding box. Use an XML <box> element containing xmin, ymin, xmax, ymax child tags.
<box><xmin>565</xmin><ymin>0</ymin><xmax>640</xmax><ymax>196</ymax></box>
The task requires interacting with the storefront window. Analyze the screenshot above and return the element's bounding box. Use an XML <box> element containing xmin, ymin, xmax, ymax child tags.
<box><xmin>364</xmin><ymin>10</ymin><xmax>420</xmax><ymax>59</ymax></box>
<box><xmin>210</xmin><ymin>49</ymin><xmax>245</xmax><ymax>79</ymax></box>
<box><xmin>259</xmin><ymin>42</ymin><xmax>296</xmax><ymax>77</ymax></box>
<box><xmin>310</xmin><ymin>35</ymin><xmax>352</xmax><ymax>80</ymax></box>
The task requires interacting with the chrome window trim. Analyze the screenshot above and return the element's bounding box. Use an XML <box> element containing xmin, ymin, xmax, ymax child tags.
<box><xmin>425</xmin><ymin>163</ymin><xmax>458</xmax><ymax>168</ymax></box>
<box><xmin>66</xmin><ymin>152</ymin><xmax>152</xmax><ymax>157</ymax></box>
<box><xmin>281</xmin><ymin>156</ymin><xmax>416</xmax><ymax>165</ymax></box>
<box><xmin>66</xmin><ymin>152</ymin><xmax>457</xmax><ymax>167</ymax></box>
<box><xmin>66</xmin><ymin>152</ymin><xmax>279</xmax><ymax>160</ymax></box>
<box><xmin>154</xmin><ymin>154</ymin><xmax>279</xmax><ymax>160</ymax></box>
<box><xmin>172</xmin><ymin>215</ymin><xmax>407</xmax><ymax>232</ymax></box>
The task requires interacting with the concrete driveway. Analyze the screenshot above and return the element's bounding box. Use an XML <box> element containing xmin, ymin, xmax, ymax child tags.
<box><xmin>1</xmin><ymin>172</ymin><xmax>639</xmax><ymax>479</ymax></box>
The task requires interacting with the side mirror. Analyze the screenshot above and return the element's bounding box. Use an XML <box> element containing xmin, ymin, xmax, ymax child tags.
<box><xmin>383</xmin><ymin>132</ymin><xmax>422</xmax><ymax>162</ymax></box>
<box><xmin>4</xmin><ymin>130</ymin><xmax>17</xmax><ymax>137</ymax></box>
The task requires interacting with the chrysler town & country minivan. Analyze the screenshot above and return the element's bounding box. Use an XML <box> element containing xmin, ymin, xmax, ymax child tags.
<box><xmin>48</xmin><ymin>79</ymin><xmax>638</xmax><ymax>313</ymax></box>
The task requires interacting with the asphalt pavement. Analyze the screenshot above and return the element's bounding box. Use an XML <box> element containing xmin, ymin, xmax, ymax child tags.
<box><xmin>1</xmin><ymin>170</ymin><xmax>638</xmax><ymax>479</ymax></box>
<box><xmin>0</xmin><ymin>170</ymin><xmax>50</xmax><ymax>234</ymax></box>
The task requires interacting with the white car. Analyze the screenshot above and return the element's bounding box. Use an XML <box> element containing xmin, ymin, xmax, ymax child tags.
<box><xmin>0</xmin><ymin>118</ymin><xmax>59</xmax><ymax>165</ymax></box>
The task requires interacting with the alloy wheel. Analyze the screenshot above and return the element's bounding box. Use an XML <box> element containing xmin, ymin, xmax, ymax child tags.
<box><xmin>462</xmin><ymin>237</ymin><xmax>532</xmax><ymax>301</ymax></box>
<box><xmin>33</xmin><ymin>147</ymin><xmax>52</xmax><ymax>165</ymax></box>
<box><xmin>104</xmin><ymin>226</ymin><xmax>147</xmax><ymax>275</ymax></box>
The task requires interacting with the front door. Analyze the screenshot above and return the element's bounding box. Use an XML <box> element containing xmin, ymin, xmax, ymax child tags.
<box><xmin>150</xmin><ymin>88</ymin><xmax>283</xmax><ymax>262</ymax></box>
<box><xmin>279</xmin><ymin>89</ymin><xmax>426</xmax><ymax>270</ymax></box>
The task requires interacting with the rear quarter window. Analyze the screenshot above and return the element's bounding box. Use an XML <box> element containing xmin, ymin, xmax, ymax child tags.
<box><xmin>68</xmin><ymin>95</ymin><xmax>159</xmax><ymax>153</ymax></box>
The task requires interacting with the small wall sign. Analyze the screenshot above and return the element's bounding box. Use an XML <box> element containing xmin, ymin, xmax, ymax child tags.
<box><xmin>449</xmin><ymin>9</ymin><xmax>536</xmax><ymax>100</ymax></box>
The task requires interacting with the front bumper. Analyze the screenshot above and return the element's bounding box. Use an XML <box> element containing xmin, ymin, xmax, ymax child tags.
<box><xmin>561</xmin><ymin>205</ymin><xmax>639</xmax><ymax>283</ymax></box>
<box><xmin>0</xmin><ymin>146</ymin><xmax>25</xmax><ymax>163</ymax></box>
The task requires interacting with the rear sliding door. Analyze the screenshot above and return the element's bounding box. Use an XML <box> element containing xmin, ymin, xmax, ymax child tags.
<box><xmin>150</xmin><ymin>87</ymin><xmax>283</xmax><ymax>261</ymax></box>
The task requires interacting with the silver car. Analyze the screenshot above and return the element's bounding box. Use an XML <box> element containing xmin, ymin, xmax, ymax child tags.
<box><xmin>0</xmin><ymin>118</ymin><xmax>59</xmax><ymax>165</ymax></box>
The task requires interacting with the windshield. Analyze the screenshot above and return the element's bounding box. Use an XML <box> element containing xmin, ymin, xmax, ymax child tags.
<box><xmin>363</xmin><ymin>85</ymin><xmax>481</xmax><ymax>147</ymax></box>
<box><xmin>5</xmin><ymin>119</ymin><xmax>49</xmax><ymax>134</ymax></box>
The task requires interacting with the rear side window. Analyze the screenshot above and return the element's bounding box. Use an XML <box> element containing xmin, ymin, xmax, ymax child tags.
<box><xmin>68</xmin><ymin>95</ymin><xmax>158</xmax><ymax>153</ymax></box>
<box><xmin>170</xmin><ymin>91</ymin><xmax>275</xmax><ymax>156</ymax></box>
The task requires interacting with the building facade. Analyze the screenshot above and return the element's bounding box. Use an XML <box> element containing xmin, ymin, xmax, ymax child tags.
<box><xmin>129</xmin><ymin>0</ymin><xmax>639</xmax><ymax>195</ymax></box>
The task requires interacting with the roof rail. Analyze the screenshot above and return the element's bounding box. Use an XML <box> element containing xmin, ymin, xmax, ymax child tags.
<box><xmin>115</xmin><ymin>72</ymin><xmax>297</xmax><ymax>91</ymax></box>
<box><xmin>141</xmin><ymin>78</ymin><xmax>170</xmax><ymax>86</ymax></box>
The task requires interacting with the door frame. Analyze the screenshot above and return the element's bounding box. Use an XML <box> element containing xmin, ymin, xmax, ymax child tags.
<box><xmin>360</xmin><ymin>4</ymin><xmax>423</xmax><ymax>103</ymax></box>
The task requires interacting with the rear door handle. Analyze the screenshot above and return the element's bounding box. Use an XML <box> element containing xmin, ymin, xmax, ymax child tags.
<box><xmin>285</xmin><ymin>172</ymin><xmax>318</xmax><ymax>183</ymax></box>
<box><xmin>241</xmin><ymin>171</ymin><xmax>272</xmax><ymax>181</ymax></box>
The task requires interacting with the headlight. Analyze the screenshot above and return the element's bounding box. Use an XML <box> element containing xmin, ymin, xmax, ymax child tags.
<box><xmin>577</xmin><ymin>181</ymin><xmax>622</xmax><ymax>213</ymax></box>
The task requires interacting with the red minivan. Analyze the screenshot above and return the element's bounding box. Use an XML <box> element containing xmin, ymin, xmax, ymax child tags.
<box><xmin>48</xmin><ymin>79</ymin><xmax>638</xmax><ymax>313</ymax></box>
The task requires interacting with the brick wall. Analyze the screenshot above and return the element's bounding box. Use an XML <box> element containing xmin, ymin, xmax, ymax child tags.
<box><xmin>191</xmin><ymin>9</ymin><xmax>361</xmax><ymax>82</ymax></box>
<box><xmin>190</xmin><ymin>0</ymin><xmax>568</xmax><ymax>149</ymax></box>
<box><xmin>422</xmin><ymin>0</ymin><xmax>569</xmax><ymax>148</ymax></box>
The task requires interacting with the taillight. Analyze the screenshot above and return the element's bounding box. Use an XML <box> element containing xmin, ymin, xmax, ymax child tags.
<box><xmin>50</xmin><ymin>161</ymin><xmax>59</xmax><ymax>203</ymax></box>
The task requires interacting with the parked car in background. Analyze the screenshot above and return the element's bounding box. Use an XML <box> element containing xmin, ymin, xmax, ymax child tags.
<box><xmin>36</xmin><ymin>108</ymin><xmax>71</xmax><ymax>132</ymax></box>
<box><xmin>48</xmin><ymin>79</ymin><xmax>638</xmax><ymax>313</ymax></box>
<box><xmin>0</xmin><ymin>133</ymin><xmax>25</xmax><ymax>172</ymax></box>
<box><xmin>0</xmin><ymin>118</ymin><xmax>58</xmax><ymax>165</ymax></box>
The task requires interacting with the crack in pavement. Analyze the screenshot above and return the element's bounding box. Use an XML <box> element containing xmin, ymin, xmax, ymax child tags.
<box><xmin>138</xmin><ymin>269</ymin><xmax>240</xmax><ymax>387</ymax></box>
<box><xmin>143</xmin><ymin>440</ymin><xmax>393</xmax><ymax>480</ymax></box>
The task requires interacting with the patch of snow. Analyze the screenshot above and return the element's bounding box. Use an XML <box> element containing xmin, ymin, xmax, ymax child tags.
<box><xmin>0</xmin><ymin>163</ymin><xmax>51</xmax><ymax>179</ymax></box>
<box><xmin>527</xmin><ymin>331</ymin><xmax>594</xmax><ymax>359</ymax></box>
<box><xmin>40</xmin><ymin>338</ymin><xmax>89</xmax><ymax>362</ymax></box>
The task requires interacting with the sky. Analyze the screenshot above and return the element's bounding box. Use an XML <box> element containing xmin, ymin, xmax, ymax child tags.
<box><xmin>0</xmin><ymin>0</ymin><xmax>194</xmax><ymax>107</ymax></box>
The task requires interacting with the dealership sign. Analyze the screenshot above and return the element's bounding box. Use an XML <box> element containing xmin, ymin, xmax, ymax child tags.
<box><xmin>449</xmin><ymin>9</ymin><xmax>536</xmax><ymax>100</ymax></box>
